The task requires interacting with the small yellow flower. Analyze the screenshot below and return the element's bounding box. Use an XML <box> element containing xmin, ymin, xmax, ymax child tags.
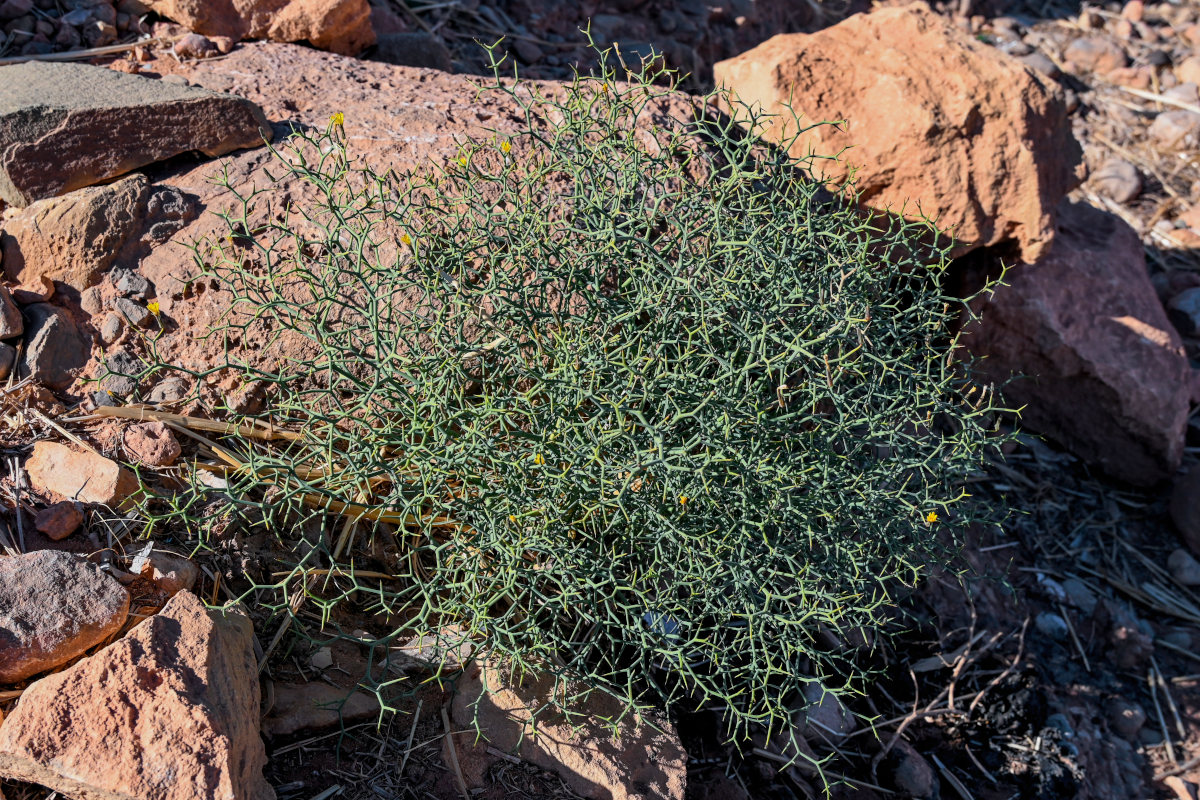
<box><xmin>533</xmin><ymin>453</ymin><xmax>545</xmax><ymax>465</ymax></box>
<box><xmin>508</xmin><ymin>514</ymin><xmax>517</xmax><ymax>523</ymax></box>
<box><xmin>400</xmin><ymin>233</ymin><xmax>412</xmax><ymax>246</ymax></box>
<box><xmin>925</xmin><ymin>511</ymin><xmax>939</xmax><ymax>524</ymax></box>
<box><xmin>458</xmin><ymin>157</ymin><xmax>468</xmax><ymax>167</ymax></box>
<box><xmin>331</xmin><ymin>112</ymin><xmax>345</xmax><ymax>126</ymax></box>
<box><xmin>147</xmin><ymin>300</ymin><xmax>161</xmax><ymax>316</ymax></box>
<box><xmin>501</xmin><ymin>140</ymin><xmax>512</xmax><ymax>154</ymax></box>
<box><xmin>679</xmin><ymin>495</ymin><xmax>688</xmax><ymax>505</ymax></box>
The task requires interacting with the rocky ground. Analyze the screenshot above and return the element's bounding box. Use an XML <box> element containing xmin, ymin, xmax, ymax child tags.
<box><xmin>1</xmin><ymin>0</ymin><xmax>1200</xmax><ymax>799</ymax></box>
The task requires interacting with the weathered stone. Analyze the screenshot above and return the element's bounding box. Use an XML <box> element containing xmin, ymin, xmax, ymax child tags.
<box><xmin>0</xmin><ymin>286</ymin><xmax>20</xmax><ymax>338</ymax></box>
<box><xmin>1168</xmin><ymin>287</ymin><xmax>1200</xmax><ymax>337</ymax></box>
<box><xmin>1063</xmin><ymin>36</ymin><xmax>1128</xmax><ymax>73</ymax></box>
<box><xmin>1109</xmin><ymin>697</ymin><xmax>1147</xmax><ymax>740</ymax></box>
<box><xmin>712</xmin><ymin>2</ymin><xmax>1082</xmax><ymax>261</ymax></box>
<box><xmin>33</xmin><ymin>501</ymin><xmax>84</xmax><ymax>541</ymax></box>
<box><xmin>19</xmin><ymin>304</ymin><xmax>89</xmax><ymax>389</ymax></box>
<box><xmin>1149</xmin><ymin>110</ymin><xmax>1200</xmax><ymax>151</ymax></box>
<box><xmin>792</xmin><ymin>681</ymin><xmax>856</xmax><ymax>743</ymax></box>
<box><xmin>1090</xmin><ymin>158</ymin><xmax>1141</xmax><ymax>203</ymax></box>
<box><xmin>962</xmin><ymin>202</ymin><xmax>1192</xmax><ymax>485</ymax></box>
<box><xmin>144</xmin><ymin>0</ymin><xmax>374</xmax><ymax>55</ymax></box>
<box><xmin>0</xmin><ymin>591</ymin><xmax>273</xmax><ymax>800</ymax></box>
<box><xmin>174</xmin><ymin>31</ymin><xmax>220</xmax><ymax>59</ymax></box>
<box><xmin>131</xmin><ymin>545</ymin><xmax>197</xmax><ymax>594</ymax></box>
<box><xmin>878</xmin><ymin>739</ymin><xmax>938</xmax><ymax>799</ymax></box>
<box><xmin>1168</xmin><ymin>548</ymin><xmax>1200</xmax><ymax>586</ymax></box>
<box><xmin>101</xmin><ymin>349</ymin><xmax>143</xmax><ymax>397</ymax></box>
<box><xmin>0</xmin><ymin>60</ymin><xmax>270</xmax><ymax>206</ymax></box>
<box><xmin>0</xmin><ymin>175</ymin><xmax>148</xmax><ymax>292</ymax></box>
<box><xmin>450</xmin><ymin>660</ymin><xmax>687</xmax><ymax>800</ymax></box>
<box><xmin>113</xmin><ymin>296</ymin><xmax>153</xmax><ymax>328</ymax></box>
<box><xmin>99</xmin><ymin>312</ymin><xmax>124</xmax><ymax>345</ymax></box>
<box><xmin>123</xmin><ymin>420</ymin><xmax>182</xmax><ymax>466</ymax></box>
<box><xmin>1171</xmin><ymin>468</ymin><xmax>1200</xmax><ymax>556</ymax></box>
<box><xmin>0</xmin><ymin>550</ymin><xmax>128</xmax><ymax>683</ymax></box>
<box><xmin>0</xmin><ymin>342</ymin><xmax>13</xmax><ymax>381</ymax></box>
<box><xmin>24</xmin><ymin>440</ymin><xmax>139</xmax><ymax>507</ymax></box>
<box><xmin>371</xmin><ymin>32</ymin><xmax>453</xmax><ymax>71</ymax></box>
<box><xmin>262</xmin><ymin>682</ymin><xmax>381</xmax><ymax>737</ymax></box>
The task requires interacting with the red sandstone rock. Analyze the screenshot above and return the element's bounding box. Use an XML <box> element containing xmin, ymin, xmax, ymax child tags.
<box><xmin>962</xmin><ymin>202</ymin><xmax>1192</xmax><ymax>485</ymax></box>
<box><xmin>25</xmin><ymin>440</ymin><xmax>140</xmax><ymax>507</ymax></box>
<box><xmin>449</xmin><ymin>660</ymin><xmax>687</xmax><ymax>800</ymax></box>
<box><xmin>144</xmin><ymin>0</ymin><xmax>374</xmax><ymax>55</ymax></box>
<box><xmin>0</xmin><ymin>61</ymin><xmax>270</xmax><ymax>207</ymax></box>
<box><xmin>712</xmin><ymin>3</ymin><xmax>1082</xmax><ymax>261</ymax></box>
<box><xmin>0</xmin><ymin>591</ymin><xmax>273</xmax><ymax>799</ymax></box>
<box><xmin>0</xmin><ymin>174</ymin><xmax>148</xmax><ymax>292</ymax></box>
<box><xmin>123</xmin><ymin>420</ymin><xmax>182</xmax><ymax>466</ymax></box>
<box><xmin>33</xmin><ymin>501</ymin><xmax>84</xmax><ymax>541</ymax></box>
<box><xmin>131</xmin><ymin>545</ymin><xmax>198</xmax><ymax>595</ymax></box>
<box><xmin>0</xmin><ymin>550</ymin><xmax>128</xmax><ymax>683</ymax></box>
<box><xmin>262</xmin><ymin>682</ymin><xmax>381</xmax><ymax>737</ymax></box>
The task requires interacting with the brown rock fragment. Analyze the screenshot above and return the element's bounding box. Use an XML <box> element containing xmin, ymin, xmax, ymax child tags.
<box><xmin>962</xmin><ymin>202</ymin><xmax>1192</xmax><ymax>485</ymax></box>
<box><xmin>123</xmin><ymin>420</ymin><xmax>182</xmax><ymax>466</ymax></box>
<box><xmin>0</xmin><ymin>591</ymin><xmax>273</xmax><ymax>799</ymax></box>
<box><xmin>712</xmin><ymin>3</ymin><xmax>1081</xmax><ymax>261</ymax></box>
<box><xmin>33</xmin><ymin>501</ymin><xmax>84</xmax><ymax>541</ymax></box>
<box><xmin>450</xmin><ymin>660</ymin><xmax>687</xmax><ymax>800</ymax></box>
<box><xmin>144</xmin><ymin>0</ymin><xmax>374</xmax><ymax>55</ymax></box>
<box><xmin>262</xmin><ymin>682</ymin><xmax>381</xmax><ymax>737</ymax></box>
<box><xmin>24</xmin><ymin>441</ymin><xmax>140</xmax><ymax>506</ymax></box>
<box><xmin>0</xmin><ymin>60</ymin><xmax>270</xmax><ymax>206</ymax></box>
<box><xmin>0</xmin><ymin>550</ymin><xmax>128</xmax><ymax>683</ymax></box>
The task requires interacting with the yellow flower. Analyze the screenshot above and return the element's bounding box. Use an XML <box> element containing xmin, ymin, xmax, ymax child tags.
<box><xmin>679</xmin><ymin>495</ymin><xmax>688</xmax><ymax>505</ymax></box>
<box><xmin>331</xmin><ymin>112</ymin><xmax>345</xmax><ymax>126</ymax></box>
<box><xmin>508</xmin><ymin>514</ymin><xmax>517</xmax><ymax>523</ymax></box>
<box><xmin>400</xmin><ymin>233</ymin><xmax>412</xmax><ymax>246</ymax></box>
<box><xmin>501</xmin><ymin>140</ymin><xmax>512</xmax><ymax>154</ymax></box>
<box><xmin>533</xmin><ymin>453</ymin><xmax>545</xmax><ymax>465</ymax></box>
<box><xmin>458</xmin><ymin>157</ymin><xmax>468</xmax><ymax>167</ymax></box>
<box><xmin>147</xmin><ymin>300</ymin><xmax>161</xmax><ymax>316</ymax></box>
<box><xmin>925</xmin><ymin>511</ymin><xmax>939</xmax><ymax>524</ymax></box>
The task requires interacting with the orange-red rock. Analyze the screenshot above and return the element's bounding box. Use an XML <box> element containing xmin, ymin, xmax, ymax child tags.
<box><xmin>962</xmin><ymin>202</ymin><xmax>1193</xmax><ymax>485</ymax></box>
<box><xmin>33</xmin><ymin>501</ymin><xmax>84</xmax><ymax>541</ymax></box>
<box><xmin>123</xmin><ymin>420</ymin><xmax>182</xmax><ymax>466</ymax></box>
<box><xmin>0</xmin><ymin>550</ymin><xmax>128</xmax><ymax>683</ymax></box>
<box><xmin>24</xmin><ymin>441</ymin><xmax>140</xmax><ymax>507</ymax></box>
<box><xmin>712</xmin><ymin>3</ymin><xmax>1082</xmax><ymax>261</ymax></box>
<box><xmin>0</xmin><ymin>591</ymin><xmax>272</xmax><ymax>799</ymax></box>
<box><xmin>144</xmin><ymin>0</ymin><xmax>374</xmax><ymax>55</ymax></box>
<box><xmin>449</xmin><ymin>660</ymin><xmax>687</xmax><ymax>800</ymax></box>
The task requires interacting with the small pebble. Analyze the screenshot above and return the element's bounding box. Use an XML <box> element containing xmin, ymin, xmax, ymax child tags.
<box><xmin>34</xmin><ymin>501</ymin><xmax>83</xmax><ymax>541</ymax></box>
<box><xmin>310</xmin><ymin>647</ymin><xmax>334</xmax><ymax>670</ymax></box>
<box><xmin>1169</xmin><ymin>548</ymin><xmax>1200</xmax><ymax>586</ymax></box>
<box><xmin>112</xmin><ymin>297</ymin><xmax>152</xmax><ymax>328</ymax></box>
<box><xmin>1035</xmin><ymin>611</ymin><xmax>1070</xmax><ymax>641</ymax></box>
<box><xmin>1109</xmin><ymin>698</ymin><xmax>1146</xmax><ymax>740</ymax></box>
<box><xmin>1091</xmin><ymin>158</ymin><xmax>1141</xmax><ymax>203</ymax></box>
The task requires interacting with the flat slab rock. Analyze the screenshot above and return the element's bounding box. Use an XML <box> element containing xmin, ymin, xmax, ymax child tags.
<box><xmin>0</xmin><ymin>591</ymin><xmax>273</xmax><ymax>800</ymax></box>
<box><xmin>0</xmin><ymin>550</ymin><xmax>129</xmax><ymax>684</ymax></box>
<box><xmin>0</xmin><ymin>61</ymin><xmax>271</xmax><ymax>206</ymax></box>
<box><xmin>450</xmin><ymin>660</ymin><xmax>687</xmax><ymax>800</ymax></box>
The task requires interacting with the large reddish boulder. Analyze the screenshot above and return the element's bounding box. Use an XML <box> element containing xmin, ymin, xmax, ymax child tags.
<box><xmin>0</xmin><ymin>591</ymin><xmax>273</xmax><ymax>800</ymax></box>
<box><xmin>712</xmin><ymin>2</ymin><xmax>1082</xmax><ymax>261</ymax></box>
<box><xmin>0</xmin><ymin>550</ymin><xmax>128</xmax><ymax>684</ymax></box>
<box><xmin>0</xmin><ymin>61</ymin><xmax>270</xmax><ymax>207</ymax></box>
<box><xmin>142</xmin><ymin>0</ymin><xmax>375</xmax><ymax>55</ymax></box>
<box><xmin>962</xmin><ymin>202</ymin><xmax>1194</xmax><ymax>485</ymax></box>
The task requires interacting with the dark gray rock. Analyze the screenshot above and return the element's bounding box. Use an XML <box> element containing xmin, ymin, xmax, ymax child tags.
<box><xmin>100</xmin><ymin>349</ymin><xmax>142</xmax><ymax>397</ymax></box>
<box><xmin>0</xmin><ymin>286</ymin><xmax>21</xmax><ymax>339</ymax></box>
<box><xmin>0</xmin><ymin>61</ymin><xmax>271</xmax><ymax>206</ymax></box>
<box><xmin>371</xmin><ymin>33</ymin><xmax>453</xmax><ymax>71</ymax></box>
<box><xmin>112</xmin><ymin>269</ymin><xmax>151</xmax><ymax>299</ymax></box>
<box><xmin>112</xmin><ymin>297</ymin><xmax>152</xmax><ymax>328</ymax></box>
<box><xmin>0</xmin><ymin>341</ymin><xmax>14</xmax><ymax>380</ymax></box>
<box><xmin>19</xmin><ymin>303</ymin><xmax>89</xmax><ymax>389</ymax></box>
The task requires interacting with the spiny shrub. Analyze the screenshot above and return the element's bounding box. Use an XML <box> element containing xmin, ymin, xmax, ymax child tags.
<box><xmin>148</xmin><ymin>45</ymin><xmax>1008</xmax><ymax>740</ymax></box>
